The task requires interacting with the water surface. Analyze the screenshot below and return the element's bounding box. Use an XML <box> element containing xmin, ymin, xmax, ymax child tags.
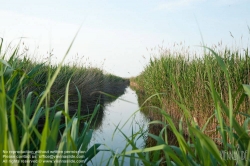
<box><xmin>89</xmin><ymin>87</ymin><xmax>148</xmax><ymax>165</ymax></box>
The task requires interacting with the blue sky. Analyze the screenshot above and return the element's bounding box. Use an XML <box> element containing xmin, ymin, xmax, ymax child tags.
<box><xmin>0</xmin><ymin>0</ymin><xmax>250</xmax><ymax>77</ymax></box>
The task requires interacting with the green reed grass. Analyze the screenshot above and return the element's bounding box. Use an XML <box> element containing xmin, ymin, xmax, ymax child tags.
<box><xmin>0</xmin><ymin>37</ymin><xmax>115</xmax><ymax>165</ymax></box>
<box><xmin>128</xmin><ymin>45</ymin><xmax>250</xmax><ymax>165</ymax></box>
<box><xmin>132</xmin><ymin>46</ymin><xmax>250</xmax><ymax>138</ymax></box>
<box><xmin>2</xmin><ymin>35</ymin><xmax>250</xmax><ymax>166</ymax></box>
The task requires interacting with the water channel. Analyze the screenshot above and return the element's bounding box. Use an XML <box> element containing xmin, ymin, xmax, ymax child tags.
<box><xmin>88</xmin><ymin>87</ymin><xmax>148</xmax><ymax>166</ymax></box>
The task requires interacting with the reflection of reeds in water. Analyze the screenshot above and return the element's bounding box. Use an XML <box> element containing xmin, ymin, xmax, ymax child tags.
<box><xmin>50</xmin><ymin>74</ymin><xmax>128</xmax><ymax>131</ymax></box>
<box><xmin>79</xmin><ymin>80</ymin><xmax>130</xmax><ymax>130</ymax></box>
<box><xmin>48</xmin><ymin>66</ymin><xmax>129</xmax><ymax>110</ymax></box>
<box><xmin>0</xmin><ymin>39</ymin><xmax>132</xmax><ymax>165</ymax></box>
<box><xmin>136</xmin><ymin>101</ymin><xmax>179</xmax><ymax>166</ymax></box>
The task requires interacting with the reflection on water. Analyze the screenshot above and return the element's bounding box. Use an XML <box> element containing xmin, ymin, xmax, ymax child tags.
<box><xmin>88</xmin><ymin>87</ymin><xmax>148</xmax><ymax>166</ymax></box>
<box><xmin>132</xmin><ymin>88</ymin><xmax>183</xmax><ymax>165</ymax></box>
<box><xmin>74</xmin><ymin>79</ymin><xmax>130</xmax><ymax>130</ymax></box>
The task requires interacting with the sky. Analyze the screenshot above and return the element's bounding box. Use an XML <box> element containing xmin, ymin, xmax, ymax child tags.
<box><xmin>0</xmin><ymin>0</ymin><xmax>250</xmax><ymax>77</ymax></box>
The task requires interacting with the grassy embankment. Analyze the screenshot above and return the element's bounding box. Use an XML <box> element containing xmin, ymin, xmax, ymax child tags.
<box><xmin>0</xmin><ymin>38</ymin><xmax>129</xmax><ymax>165</ymax></box>
<box><xmin>131</xmin><ymin>46</ymin><xmax>250</xmax><ymax>139</ymax></box>
<box><xmin>1</xmin><ymin>36</ymin><xmax>250</xmax><ymax>165</ymax></box>
<box><xmin>129</xmin><ymin>45</ymin><xmax>250</xmax><ymax>165</ymax></box>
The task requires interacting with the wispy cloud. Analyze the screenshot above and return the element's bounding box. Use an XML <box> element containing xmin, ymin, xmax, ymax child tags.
<box><xmin>155</xmin><ymin>0</ymin><xmax>203</xmax><ymax>11</ymax></box>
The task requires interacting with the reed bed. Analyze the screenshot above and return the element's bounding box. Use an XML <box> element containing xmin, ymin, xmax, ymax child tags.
<box><xmin>8</xmin><ymin>54</ymin><xmax>129</xmax><ymax>113</ymax></box>
<box><xmin>132</xmin><ymin>46</ymin><xmax>250</xmax><ymax>139</ymax></box>
<box><xmin>126</xmin><ymin>45</ymin><xmax>250</xmax><ymax>165</ymax></box>
<box><xmin>2</xmin><ymin>36</ymin><xmax>250</xmax><ymax>165</ymax></box>
<box><xmin>0</xmin><ymin>38</ymin><xmax>129</xmax><ymax>165</ymax></box>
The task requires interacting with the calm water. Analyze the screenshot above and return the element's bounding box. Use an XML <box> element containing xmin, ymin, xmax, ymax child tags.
<box><xmin>88</xmin><ymin>87</ymin><xmax>148</xmax><ymax>166</ymax></box>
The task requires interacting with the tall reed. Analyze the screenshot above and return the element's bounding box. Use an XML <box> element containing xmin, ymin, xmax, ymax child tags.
<box><xmin>0</xmin><ymin>38</ymin><xmax>128</xmax><ymax>166</ymax></box>
<box><xmin>126</xmin><ymin>45</ymin><xmax>250</xmax><ymax>165</ymax></box>
<box><xmin>132</xmin><ymin>45</ymin><xmax>250</xmax><ymax>139</ymax></box>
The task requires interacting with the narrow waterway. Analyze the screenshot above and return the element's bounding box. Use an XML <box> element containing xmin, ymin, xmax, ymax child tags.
<box><xmin>89</xmin><ymin>87</ymin><xmax>148</xmax><ymax>165</ymax></box>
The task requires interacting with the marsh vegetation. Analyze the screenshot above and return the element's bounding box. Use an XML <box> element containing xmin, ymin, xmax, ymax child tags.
<box><xmin>0</xmin><ymin>39</ymin><xmax>130</xmax><ymax>165</ymax></box>
<box><xmin>131</xmin><ymin>44</ymin><xmax>250</xmax><ymax>165</ymax></box>
<box><xmin>1</xmin><ymin>37</ymin><xmax>250</xmax><ymax>166</ymax></box>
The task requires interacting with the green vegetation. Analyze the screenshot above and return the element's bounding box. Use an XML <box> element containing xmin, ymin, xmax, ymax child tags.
<box><xmin>1</xmin><ymin>36</ymin><xmax>250</xmax><ymax>166</ymax></box>
<box><xmin>132</xmin><ymin>46</ymin><xmax>250</xmax><ymax>138</ymax></box>
<box><xmin>130</xmin><ymin>45</ymin><xmax>250</xmax><ymax>165</ymax></box>
<box><xmin>0</xmin><ymin>38</ymin><xmax>129</xmax><ymax>166</ymax></box>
